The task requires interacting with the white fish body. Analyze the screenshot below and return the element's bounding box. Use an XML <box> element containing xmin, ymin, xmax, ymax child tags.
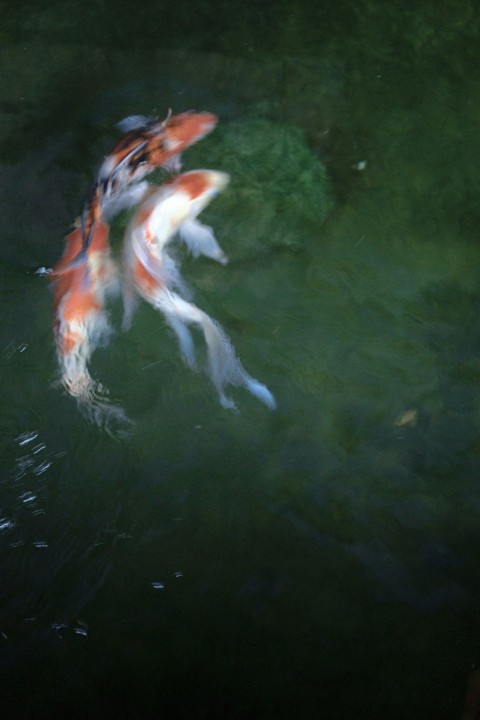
<box><xmin>123</xmin><ymin>170</ymin><xmax>276</xmax><ymax>410</ymax></box>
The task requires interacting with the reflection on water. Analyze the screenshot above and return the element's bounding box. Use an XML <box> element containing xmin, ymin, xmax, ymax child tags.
<box><xmin>1</xmin><ymin>1</ymin><xmax>480</xmax><ymax>717</ymax></box>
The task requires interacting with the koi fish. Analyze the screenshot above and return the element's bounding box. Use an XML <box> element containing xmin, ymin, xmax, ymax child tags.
<box><xmin>123</xmin><ymin>170</ymin><xmax>276</xmax><ymax>411</ymax></box>
<box><xmin>79</xmin><ymin>110</ymin><xmax>218</xmax><ymax>261</ymax></box>
<box><xmin>50</xmin><ymin>221</ymin><xmax>131</xmax><ymax>433</ymax></box>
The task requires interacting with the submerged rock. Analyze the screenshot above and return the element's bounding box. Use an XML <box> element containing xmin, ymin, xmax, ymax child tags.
<box><xmin>186</xmin><ymin>116</ymin><xmax>334</xmax><ymax>261</ymax></box>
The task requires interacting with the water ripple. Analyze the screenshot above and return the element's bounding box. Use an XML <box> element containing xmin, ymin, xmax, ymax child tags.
<box><xmin>16</xmin><ymin>431</ymin><xmax>39</xmax><ymax>446</ymax></box>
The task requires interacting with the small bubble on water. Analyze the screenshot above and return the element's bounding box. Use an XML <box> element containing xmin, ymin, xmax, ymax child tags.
<box><xmin>32</xmin><ymin>541</ymin><xmax>48</xmax><ymax>548</ymax></box>
<box><xmin>19</xmin><ymin>492</ymin><xmax>36</xmax><ymax>504</ymax></box>
<box><xmin>151</xmin><ymin>582</ymin><xmax>165</xmax><ymax>590</ymax></box>
<box><xmin>73</xmin><ymin>626</ymin><xmax>88</xmax><ymax>637</ymax></box>
<box><xmin>51</xmin><ymin>622</ymin><xmax>68</xmax><ymax>634</ymax></box>
<box><xmin>4</xmin><ymin>342</ymin><xmax>15</xmax><ymax>359</ymax></box>
<box><xmin>0</xmin><ymin>518</ymin><xmax>14</xmax><ymax>532</ymax></box>
<box><xmin>33</xmin><ymin>461</ymin><xmax>52</xmax><ymax>476</ymax></box>
<box><xmin>16</xmin><ymin>456</ymin><xmax>35</xmax><ymax>471</ymax></box>
<box><xmin>16</xmin><ymin>431</ymin><xmax>38</xmax><ymax>446</ymax></box>
<box><xmin>174</xmin><ymin>571</ymin><xmax>183</xmax><ymax>579</ymax></box>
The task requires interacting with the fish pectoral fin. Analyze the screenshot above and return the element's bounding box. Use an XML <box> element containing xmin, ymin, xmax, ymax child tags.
<box><xmin>116</xmin><ymin>115</ymin><xmax>155</xmax><ymax>132</ymax></box>
<box><xmin>102</xmin><ymin>181</ymin><xmax>150</xmax><ymax>221</ymax></box>
<box><xmin>179</xmin><ymin>218</ymin><xmax>228</xmax><ymax>265</ymax></box>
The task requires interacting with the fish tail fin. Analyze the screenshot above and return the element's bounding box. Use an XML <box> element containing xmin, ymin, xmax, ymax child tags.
<box><xmin>55</xmin><ymin>323</ymin><xmax>133</xmax><ymax>438</ymax></box>
<box><xmin>55</xmin><ymin>309</ymin><xmax>110</xmax><ymax>391</ymax></box>
<box><xmin>179</xmin><ymin>218</ymin><xmax>228</xmax><ymax>265</ymax></box>
<box><xmin>77</xmin><ymin>386</ymin><xmax>135</xmax><ymax>440</ymax></box>
<box><xmin>151</xmin><ymin>291</ymin><xmax>275</xmax><ymax>410</ymax></box>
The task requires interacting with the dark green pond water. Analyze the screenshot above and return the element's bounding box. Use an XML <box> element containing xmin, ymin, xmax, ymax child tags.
<box><xmin>1</xmin><ymin>1</ymin><xmax>480</xmax><ymax>718</ymax></box>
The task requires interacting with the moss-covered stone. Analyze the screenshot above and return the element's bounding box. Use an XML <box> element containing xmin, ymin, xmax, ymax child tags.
<box><xmin>187</xmin><ymin>116</ymin><xmax>334</xmax><ymax>261</ymax></box>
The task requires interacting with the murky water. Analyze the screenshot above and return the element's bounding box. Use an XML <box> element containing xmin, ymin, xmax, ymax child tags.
<box><xmin>1</xmin><ymin>2</ymin><xmax>480</xmax><ymax>718</ymax></box>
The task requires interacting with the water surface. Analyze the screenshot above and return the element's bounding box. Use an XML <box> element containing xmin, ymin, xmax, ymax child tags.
<box><xmin>1</xmin><ymin>2</ymin><xmax>479</xmax><ymax>718</ymax></box>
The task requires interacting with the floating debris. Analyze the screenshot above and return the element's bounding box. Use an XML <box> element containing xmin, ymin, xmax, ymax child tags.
<box><xmin>394</xmin><ymin>409</ymin><xmax>418</xmax><ymax>427</ymax></box>
<box><xmin>352</xmin><ymin>160</ymin><xmax>367</xmax><ymax>171</ymax></box>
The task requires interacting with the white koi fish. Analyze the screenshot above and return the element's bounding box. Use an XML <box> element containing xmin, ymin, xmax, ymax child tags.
<box><xmin>123</xmin><ymin>170</ymin><xmax>276</xmax><ymax>411</ymax></box>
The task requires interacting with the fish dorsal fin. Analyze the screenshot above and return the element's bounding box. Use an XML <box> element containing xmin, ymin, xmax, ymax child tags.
<box><xmin>116</xmin><ymin>115</ymin><xmax>156</xmax><ymax>132</ymax></box>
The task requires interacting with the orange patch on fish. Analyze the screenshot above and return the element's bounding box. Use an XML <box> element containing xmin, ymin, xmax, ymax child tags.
<box><xmin>58</xmin><ymin>328</ymin><xmax>85</xmax><ymax>355</ymax></box>
<box><xmin>176</xmin><ymin>172</ymin><xmax>210</xmax><ymax>200</ymax></box>
<box><xmin>132</xmin><ymin>257</ymin><xmax>164</xmax><ymax>297</ymax></box>
<box><xmin>62</xmin><ymin>287</ymin><xmax>101</xmax><ymax>322</ymax></box>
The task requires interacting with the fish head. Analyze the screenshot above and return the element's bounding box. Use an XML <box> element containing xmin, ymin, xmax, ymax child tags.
<box><xmin>129</xmin><ymin>170</ymin><xmax>229</xmax><ymax>254</ymax></box>
<box><xmin>173</xmin><ymin>170</ymin><xmax>230</xmax><ymax>220</ymax></box>
<box><xmin>163</xmin><ymin>111</ymin><xmax>218</xmax><ymax>154</ymax></box>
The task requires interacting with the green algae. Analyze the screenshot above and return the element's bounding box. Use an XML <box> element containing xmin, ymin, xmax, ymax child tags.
<box><xmin>187</xmin><ymin>116</ymin><xmax>334</xmax><ymax>261</ymax></box>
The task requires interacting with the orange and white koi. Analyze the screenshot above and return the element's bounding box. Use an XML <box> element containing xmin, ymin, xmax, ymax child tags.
<box><xmin>50</xmin><ymin>221</ymin><xmax>131</xmax><ymax>432</ymax></box>
<box><xmin>79</xmin><ymin>111</ymin><xmax>218</xmax><ymax>260</ymax></box>
<box><xmin>123</xmin><ymin>170</ymin><xmax>276</xmax><ymax>411</ymax></box>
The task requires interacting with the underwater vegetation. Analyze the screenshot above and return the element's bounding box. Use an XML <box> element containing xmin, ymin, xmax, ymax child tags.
<box><xmin>187</xmin><ymin>116</ymin><xmax>334</xmax><ymax>261</ymax></box>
